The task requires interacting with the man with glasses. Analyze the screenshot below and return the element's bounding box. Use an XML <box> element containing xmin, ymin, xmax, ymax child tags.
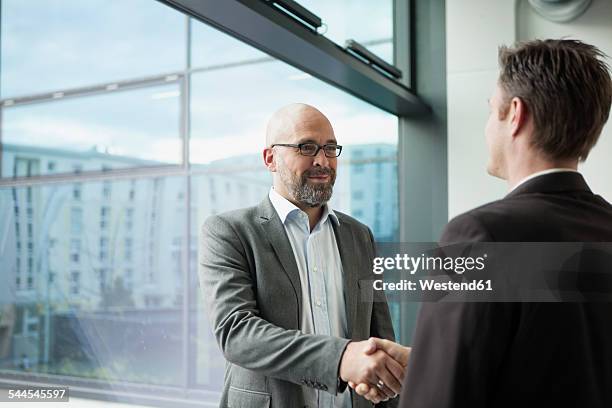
<box><xmin>199</xmin><ymin>103</ymin><xmax>404</xmax><ymax>408</ymax></box>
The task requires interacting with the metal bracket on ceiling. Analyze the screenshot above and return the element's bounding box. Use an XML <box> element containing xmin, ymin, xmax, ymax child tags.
<box><xmin>528</xmin><ymin>0</ymin><xmax>592</xmax><ymax>23</ymax></box>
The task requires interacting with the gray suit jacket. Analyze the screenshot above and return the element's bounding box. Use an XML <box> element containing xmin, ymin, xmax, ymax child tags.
<box><xmin>199</xmin><ymin>197</ymin><xmax>397</xmax><ymax>408</ymax></box>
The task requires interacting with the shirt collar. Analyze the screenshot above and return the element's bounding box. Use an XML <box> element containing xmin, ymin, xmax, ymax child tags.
<box><xmin>268</xmin><ymin>187</ymin><xmax>339</xmax><ymax>226</ymax></box>
<box><xmin>509</xmin><ymin>168</ymin><xmax>579</xmax><ymax>194</ymax></box>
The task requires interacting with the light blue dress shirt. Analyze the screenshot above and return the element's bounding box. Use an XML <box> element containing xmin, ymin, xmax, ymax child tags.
<box><xmin>268</xmin><ymin>188</ymin><xmax>351</xmax><ymax>408</ymax></box>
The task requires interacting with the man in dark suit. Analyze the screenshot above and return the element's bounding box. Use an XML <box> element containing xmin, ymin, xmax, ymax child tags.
<box><xmin>353</xmin><ymin>39</ymin><xmax>612</xmax><ymax>407</ymax></box>
<box><xmin>403</xmin><ymin>39</ymin><xmax>612</xmax><ymax>408</ymax></box>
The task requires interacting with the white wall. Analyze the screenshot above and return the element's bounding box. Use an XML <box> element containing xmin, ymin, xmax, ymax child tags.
<box><xmin>447</xmin><ymin>0</ymin><xmax>612</xmax><ymax>219</ymax></box>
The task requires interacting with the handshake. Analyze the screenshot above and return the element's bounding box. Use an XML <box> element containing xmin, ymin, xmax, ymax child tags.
<box><xmin>339</xmin><ymin>338</ymin><xmax>411</xmax><ymax>404</ymax></box>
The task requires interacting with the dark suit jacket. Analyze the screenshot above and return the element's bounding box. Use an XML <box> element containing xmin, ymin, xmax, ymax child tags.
<box><xmin>400</xmin><ymin>172</ymin><xmax>612</xmax><ymax>408</ymax></box>
<box><xmin>199</xmin><ymin>197</ymin><xmax>397</xmax><ymax>408</ymax></box>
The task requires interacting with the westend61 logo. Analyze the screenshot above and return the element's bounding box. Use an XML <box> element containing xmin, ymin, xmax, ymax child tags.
<box><xmin>372</xmin><ymin>253</ymin><xmax>488</xmax><ymax>275</ymax></box>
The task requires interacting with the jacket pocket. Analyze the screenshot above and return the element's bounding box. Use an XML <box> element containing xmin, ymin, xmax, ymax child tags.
<box><xmin>228</xmin><ymin>386</ymin><xmax>271</xmax><ymax>408</ymax></box>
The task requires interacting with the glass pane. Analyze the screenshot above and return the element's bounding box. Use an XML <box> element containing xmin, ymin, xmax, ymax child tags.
<box><xmin>0</xmin><ymin>176</ymin><xmax>186</xmax><ymax>385</ymax></box>
<box><xmin>1</xmin><ymin>0</ymin><xmax>185</xmax><ymax>98</ymax></box>
<box><xmin>191</xmin><ymin>20</ymin><xmax>270</xmax><ymax>68</ymax></box>
<box><xmin>192</xmin><ymin>286</ymin><xmax>224</xmax><ymax>398</ymax></box>
<box><xmin>191</xmin><ymin>167</ymin><xmax>270</xmax><ymax>393</ymax></box>
<box><xmin>336</xmin><ymin>147</ymin><xmax>399</xmax><ymax>242</ymax></box>
<box><xmin>189</xmin><ymin>21</ymin><xmax>399</xmax><ymax>387</ymax></box>
<box><xmin>2</xmin><ymin>83</ymin><xmax>182</xmax><ymax>178</ymax></box>
<box><xmin>192</xmin><ymin>164</ymin><xmax>272</xmax><ymax>219</ymax></box>
<box><xmin>189</xmin><ymin>56</ymin><xmax>397</xmax><ymax>171</ymax></box>
<box><xmin>188</xmin><ymin>22</ymin><xmax>398</xmax><ymax>242</ymax></box>
<box><xmin>299</xmin><ymin>0</ymin><xmax>394</xmax><ymax>63</ymax></box>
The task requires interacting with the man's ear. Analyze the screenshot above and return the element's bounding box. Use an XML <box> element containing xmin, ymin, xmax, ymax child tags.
<box><xmin>263</xmin><ymin>148</ymin><xmax>276</xmax><ymax>172</ymax></box>
<box><xmin>509</xmin><ymin>96</ymin><xmax>528</xmax><ymax>137</ymax></box>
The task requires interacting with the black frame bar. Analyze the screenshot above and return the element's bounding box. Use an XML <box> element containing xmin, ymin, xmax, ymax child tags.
<box><xmin>157</xmin><ymin>0</ymin><xmax>429</xmax><ymax>116</ymax></box>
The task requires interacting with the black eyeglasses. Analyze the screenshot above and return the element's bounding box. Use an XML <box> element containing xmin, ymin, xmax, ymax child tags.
<box><xmin>271</xmin><ymin>142</ymin><xmax>343</xmax><ymax>158</ymax></box>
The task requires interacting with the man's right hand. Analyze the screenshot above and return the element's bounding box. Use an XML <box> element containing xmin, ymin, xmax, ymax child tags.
<box><xmin>339</xmin><ymin>340</ymin><xmax>406</xmax><ymax>401</ymax></box>
<box><xmin>348</xmin><ymin>338</ymin><xmax>412</xmax><ymax>404</ymax></box>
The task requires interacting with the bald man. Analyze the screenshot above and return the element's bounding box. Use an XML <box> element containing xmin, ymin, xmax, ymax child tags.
<box><xmin>199</xmin><ymin>104</ymin><xmax>403</xmax><ymax>408</ymax></box>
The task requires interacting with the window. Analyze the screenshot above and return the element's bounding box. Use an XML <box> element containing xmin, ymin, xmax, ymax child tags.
<box><xmin>1</xmin><ymin>0</ymin><xmax>185</xmax><ymax>96</ymax></box>
<box><xmin>124</xmin><ymin>268</ymin><xmax>133</xmax><ymax>290</ymax></box>
<box><xmin>298</xmin><ymin>1</ymin><xmax>394</xmax><ymax>63</ymax></box>
<box><xmin>70</xmin><ymin>207</ymin><xmax>82</xmax><ymax>234</ymax></box>
<box><xmin>125</xmin><ymin>238</ymin><xmax>133</xmax><ymax>262</ymax></box>
<box><xmin>102</xmin><ymin>181</ymin><xmax>111</xmax><ymax>199</ymax></box>
<box><xmin>2</xmin><ymin>83</ymin><xmax>183</xmax><ymax>177</ymax></box>
<box><xmin>189</xmin><ymin>26</ymin><xmax>398</xmax><ymax>388</ymax></box>
<box><xmin>100</xmin><ymin>206</ymin><xmax>110</xmax><ymax>230</ymax></box>
<box><xmin>125</xmin><ymin>208</ymin><xmax>134</xmax><ymax>231</ymax></box>
<box><xmin>99</xmin><ymin>237</ymin><xmax>109</xmax><ymax>261</ymax></box>
<box><xmin>69</xmin><ymin>271</ymin><xmax>80</xmax><ymax>295</ymax></box>
<box><xmin>14</xmin><ymin>158</ymin><xmax>40</xmax><ymax>177</ymax></box>
<box><xmin>144</xmin><ymin>295</ymin><xmax>162</xmax><ymax>308</ymax></box>
<box><xmin>129</xmin><ymin>181</ymin><xmax>136</xmax><ymax>201</ymax></box>
<box><xmin>70</xmin><ymin>239</ymin><xmax>80</xmax><ymax>263</ymax></box>
<box><xmin>72</xmin><ymin>184</ymin><xmax>81</xmax><ymax>200</ymax></box>
<box><xmin>0</xmin><ymin>178</ymin><xmax>186</xmax><ymax>384</ymax></box>
<box><xmin>98</xmin><ymin>268</ymin><xmax>108</xmax><ymax>289</ymax></box>
<box><xmin>0</xmin><ymin>0</ymin><xmax>400</xmax><ymax>405</ymax></box>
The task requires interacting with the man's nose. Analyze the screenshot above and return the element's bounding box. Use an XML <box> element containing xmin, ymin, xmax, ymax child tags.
<box><xmin>312</xmin><ymin>147</ymin><xmax>329</xmax><ymax>166</ymax></box>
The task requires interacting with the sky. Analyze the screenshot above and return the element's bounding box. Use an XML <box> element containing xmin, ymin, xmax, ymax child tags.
<box><xmin>1</xmin><ymin>0</ymin><xmax>397</xmax><ymax>166</ymax></box>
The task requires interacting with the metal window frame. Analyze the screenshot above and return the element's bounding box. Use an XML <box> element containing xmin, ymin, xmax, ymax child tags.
<box><xmin>157</xmin><ymin>0</ymin><xmax>429</xmax><ymax>117</ymax></box>
<box><xmin>395</xmin><ymin>0</ymin><xmax>448</xmax><ymax>345</ymax></box>
<box><xmin>0</xmin><ymin>0</ymin><xmax>442</xmax><ymax>406</ymax></box>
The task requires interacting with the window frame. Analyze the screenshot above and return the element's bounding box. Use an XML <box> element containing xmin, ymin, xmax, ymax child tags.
<box><xmin>0</xmin><ymin>0</ymin><xmax>436</xmax><ymax>406</ymax></box>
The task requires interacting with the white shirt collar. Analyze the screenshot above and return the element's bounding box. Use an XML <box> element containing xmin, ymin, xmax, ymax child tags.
<box><xmin>509</xmin><ymin>168</ymin><xmax>579</xmax><ymax>193</ymax></box>
<box><xmin>268</xmin><ymin>187</ymin><xmax>339</xmax><ymax>226</ymax></box>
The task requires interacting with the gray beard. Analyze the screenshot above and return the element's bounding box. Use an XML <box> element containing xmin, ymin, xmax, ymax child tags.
<box><xmin>293</xmin><ymin>179</ymin><xmax>333</xmax><ymax>207</ymax></box>
<box><xmin>278</xmin><ymin>165</ymin><xmax>335</xmax><ymax>207</ymax></box>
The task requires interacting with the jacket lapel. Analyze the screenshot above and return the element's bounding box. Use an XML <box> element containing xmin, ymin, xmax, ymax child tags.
<box><xmin>332</xmin><ymin>217</ymin><xmax>359</xmax><ymax>339</ymax></box>
<box><xmin>258</xmin><ymin>197</ymin><xmax>360</xmax><ymax>337</ymax></box>
<box><xmin>258</xmin><ymin>198</ymin><xmax>303</xmax><ymax>319</ymax></box>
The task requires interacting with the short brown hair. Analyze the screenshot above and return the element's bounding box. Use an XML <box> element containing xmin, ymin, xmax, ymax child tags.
<box><xmin>498</xmin><ymin>39</ymin><xmax>612</xmax><ymax>161</ymax></box>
